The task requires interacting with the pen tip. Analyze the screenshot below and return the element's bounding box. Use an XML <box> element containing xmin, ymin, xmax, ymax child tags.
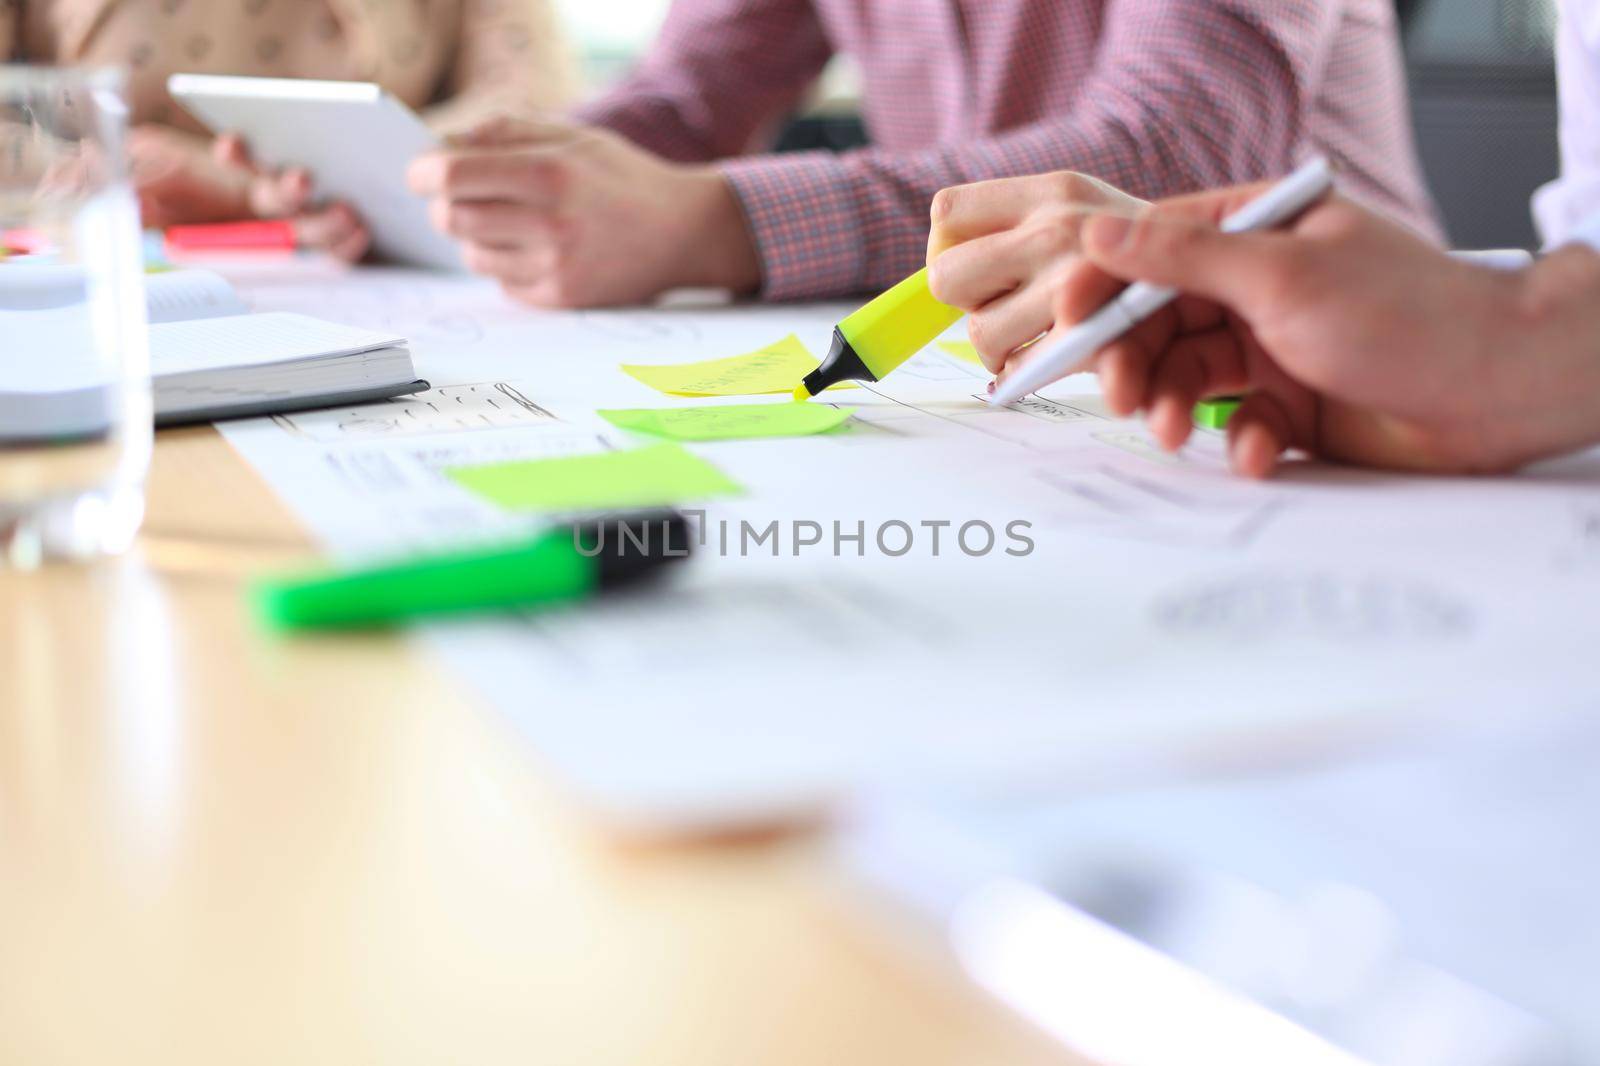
<box><xmin>792</xmin><ymin>384</ymin><xmax>812</xmax><ymax>403</ymax></box>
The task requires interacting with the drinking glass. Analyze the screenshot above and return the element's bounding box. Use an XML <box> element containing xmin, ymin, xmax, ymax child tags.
<box><xmin>0</xmin><ymin>67</ymin><xmax>150</xmax><ymax>567</ymax></box>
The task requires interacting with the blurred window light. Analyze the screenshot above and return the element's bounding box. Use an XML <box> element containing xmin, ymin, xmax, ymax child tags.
<box><xmin>1408</xmin><ymin>0</ymin><xmax>1557</xmax><ymax>61</ymax></box>
<box><xmin>552</xmin><ymin>0</ymin><xmax>672</xmax><ymax>91</ymax></box>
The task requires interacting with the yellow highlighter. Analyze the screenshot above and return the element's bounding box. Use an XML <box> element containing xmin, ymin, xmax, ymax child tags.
<box><xmin>792</xmin><ymin>267</ymin><xmax>963</xmax><ymax>400</ymax></box>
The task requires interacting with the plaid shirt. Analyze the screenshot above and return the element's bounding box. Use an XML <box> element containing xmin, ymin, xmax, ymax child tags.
<box><xmin>578</xmin><ymin>0</ymin><xmax>1440</xmax><ymax>300</ymax></box>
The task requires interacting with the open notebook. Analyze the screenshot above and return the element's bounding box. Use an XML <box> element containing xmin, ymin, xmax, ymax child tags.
<box><xmin>1</xmin><ymin>268</ymin><xmax>425</xmax><ymax>441</ymax></box>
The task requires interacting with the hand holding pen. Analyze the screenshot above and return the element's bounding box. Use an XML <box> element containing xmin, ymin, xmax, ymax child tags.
<box><xmin>1004</xmin><ymin>169</ymin><xmax>1600</xmax><ymax>477</ymax></box>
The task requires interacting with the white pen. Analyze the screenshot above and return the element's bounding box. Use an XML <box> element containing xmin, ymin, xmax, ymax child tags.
<box><xmin>988</xmin><ymin>156</ymin><xmax>1336</xmax><ymax>408</ymax></box>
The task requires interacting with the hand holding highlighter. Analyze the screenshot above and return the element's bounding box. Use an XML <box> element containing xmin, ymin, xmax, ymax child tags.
<box><xmin>988</xmin><ymin>157</ymin><xmax>1336</xmax><ymax>407</ymax></box>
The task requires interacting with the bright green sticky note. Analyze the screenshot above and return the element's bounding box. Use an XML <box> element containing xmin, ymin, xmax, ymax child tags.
<box><xmin>937</xmin><ymin>340</ymin><xmax>985</xmax><ymax>366</ymax></box>
<box><xmin>621</xmin><ymin>334</ymin><xmax>856</xmax><ymax>397</ymax></box>
<box><xmin>446</xmin><ymin>443</ymin><xmax>741</xmax><ymax>513</ymax></box>
<box><xmin>597</xmin><ymin>402</ymin><xmax>855</xmax><ymax>442</ymax></box>
<box><xmin>1194</xmin><ymin>396</ymin><xmax>1243</xmax><ymax>430</ymax></box>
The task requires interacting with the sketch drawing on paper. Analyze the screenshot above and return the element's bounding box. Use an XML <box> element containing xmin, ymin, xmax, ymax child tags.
<box><xmin>272</xmin><ymin>383</ymin><xmax>557</xmax><ymax>441</ymax></box>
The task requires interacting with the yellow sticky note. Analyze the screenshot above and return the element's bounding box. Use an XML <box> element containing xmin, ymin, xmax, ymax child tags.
<box><xmin>938</xmin><ymin>340</ymin><xmax>985</xmax><ymax>366</ymax></box>
<box><xmin>446</xmin><ymin>443</ymin><xmax>741</xmax><ymax>513</ymax></box>
<box><xmin>598</xmin><ymin>402</ymin><xmax>854</xmax><ymax>442</ymax></box>
<box><xmin>621</xmin><ymin>334</ymin><xmax>856</xmax><ymax>397</ymax></box>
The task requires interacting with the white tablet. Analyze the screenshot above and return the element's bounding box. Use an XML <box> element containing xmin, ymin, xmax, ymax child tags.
<box><xmin>168</xmin><ymin>74</ymin><xmax>462</xmax><ymax>271</ymax></box>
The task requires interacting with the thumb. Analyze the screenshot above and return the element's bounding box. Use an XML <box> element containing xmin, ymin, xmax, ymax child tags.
<box><xmin>1080</xmin><ymin>209</ymin><xmax>1294</xmax><ymax>310</ymax></box>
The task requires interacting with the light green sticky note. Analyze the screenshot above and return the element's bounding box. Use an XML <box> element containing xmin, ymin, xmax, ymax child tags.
<box><xmin>446</xmin><ymin>443</ymin><xmax>741</xmax><ymax>513</ymax></box>
<box><xmin>937</xmin><ymin>340</ymin><xmax>985</xmax><ymax>366</ymax></box>
<box><xmin>597</xmin><ymin>402</ymin><xmax>855</xmax><ymax>442</ymax></box>
<box><xmin>1193</xmin><ymin>396</ymin><xmax>1243</xmax><ymax>430</ymax></box>
<box><xmin>621</xmin><ymin>334</ymin><xmax>856</xmax><ymax>397</ymax></box>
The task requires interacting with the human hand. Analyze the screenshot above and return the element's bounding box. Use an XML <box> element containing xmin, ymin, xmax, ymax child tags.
<box><xmin>129</xmin><ymin>124</ymin><xmax>255</xmax><ymax>227</ymax></box>
<box><xmin>128</xmin><ymin>126</ymin><xmax>369</xmax><ymax>261</ymax></box>
<box><xmin>211</xmin><ymin>135</ymin><xmax>370</xmax><ymax>262</ymax></box>
<box><xmin>1024</xmin><ymin>187</ymin><xmax>1600</xmax><ymax>476</ymax></box>
<box><xmin>406</xmin><ymin>119</ymin><xmax>760</xmax><ymax>307</ymax></box>
<box><xmin>925</xmin><ymin>171</ymin><xmax>1147</xmax><ymax>371</ymax></box>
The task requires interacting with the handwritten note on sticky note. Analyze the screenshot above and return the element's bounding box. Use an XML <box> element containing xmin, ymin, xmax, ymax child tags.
<box><xmin>938</xmin><ymin>340</ymin><xmax>985</xmax><ymax>366</ymax></box>
<box><xmin>598</xmin><ymin>402</ymin><xmax>854</xmax><ymax>442</ymax></box>
<box><xmin>446</xmin><ymin>443</ymin><xmax>741</xmax><ymax>513</ymax></box>
<box><xmin>621</xmin><ymin>334</ymin><xmax>856</xmax><ymax>397</ymax></box>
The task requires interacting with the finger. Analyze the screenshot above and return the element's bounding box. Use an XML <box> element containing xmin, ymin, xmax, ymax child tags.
<box><xmin>1226</xmin><ymin>393</ymin><xmax>1295</xmax><ymax>479</ymax></box>
<box><xmin>928</xmin><ymin>231</ymin><xmax>1023</xmax><ymax>311</ymax></box>
<box><xmin>447</xmin><ymin>115</ymin><xmax>579</xmax><ymax>149</ymax></box>
<box><xmin>329</xmin><ymin>223</ymin><xmax>371</xmax><ymax>264</ymax></box>
<box><xmin>988</xmin><ymin>272</ymin><xmax>1175</xmax><ymax>398</ymax></box>
<box><xmin>500</xmin><ymin>281</ymin><xmax>548</xmax><ymax>307</ymax></box>
<box><xmin>1049</xmin><ymin>257</ymin><xmax>1177</xmax><ymax>372</ymax></box>
<box><xmin>928</xmin><ymin>171</ymin><xmax>1126</xmax><ymax>259</ymax></box>
<box><xmin>128</xmin><ymin>140</ymin><xmax>181</xmax><ymax>183</ymax></box>
<box><xmin>292</xmin><ymin>202</ymin><xmax>364</xmax><ymax>253</ymax></box>
<box><xmin>212</xmin><ymin>133</ymin><xmax>251</xmax><ymax>168</ymax></box>
<box><xmin>431</xmin><ymin>199</ymin><xmax>559</xmax><ymax>247</ymax></box>
<box><xmin>500</xmin><ymin>277</ymin><xmax>582</xmax><ymax>309</ymax></box>
<box><xmin>1144</xmin><ymin>329</ymin><xmax>1248</xmax><ymax>450</ymax></box>
<box><xmin>137</xmin><ymin>194</ymin><xmax>178</xmax><ymax>230</ymax></box>
<box><xmin>965</xmin><ymin>277</ymin><xmax>1055</xmax><ymax>372</ymax></box>
<box><xmin>461</xmin><ymin>242</ymin><xmax>557</xmax><ymax>287</ymax></box>
<box><xmin>928</xmin><ymin>207</ymin><xmax>1090</xmax><ymax>310</ymax></box>
<box><xmin>249</xmin><ymin>168</ymin><xmax>312</xmax><ymax>218</ymax></box>
<box><xmin>406</xmin><ymin>149</ymin><xmax>565</xmax><ymax>205</ymax></box>
<box><xmin>1080</xmin><ymin>192</ymin><xmax>1326</xmax><ymax>308</ymax></box>
<box><xmin>1095</xmin><ymin>334</ymin><xmax>1160</xmax><ymax>417</ymax></box>
<box><xmin>1136</xmin><ymin>182</ymin><xmax>1278</xmax><ymax>227</ymax></box>
<box><xmin>1052</xmin><ymin>256</ymin><xmax>1231</xmax><ymax>355</ymax></box>
<box><xmin>449</xmin><ymin>115</ymin><xmax>531</xmax><ymax>148</ymax></box>
<box><xmin>1053</xmin><ymin>257</ymin><xmax>1125</xmax><ymax>326</ymax></box>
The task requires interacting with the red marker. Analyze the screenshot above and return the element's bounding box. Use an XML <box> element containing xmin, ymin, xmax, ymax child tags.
<box><xmin>1</xmin><ymin>227</ymin><xmax>51</xmax><ymax>255</ymax></box>
<box><xmin>165</xmin><ymin>220</ymin><xmax>296</xmax><ymax>256</ymax></box>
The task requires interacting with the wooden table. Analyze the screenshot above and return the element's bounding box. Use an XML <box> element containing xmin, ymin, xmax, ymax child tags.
<box><xmin>0</xmin><ymin>426</ymin><xmax>1078</xmax><ymax>1066</ymax></box>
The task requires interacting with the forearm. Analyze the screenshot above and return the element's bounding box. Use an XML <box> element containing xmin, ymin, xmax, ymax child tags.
<box><xmin>721</xmin><ymin>85</ymin><xmax>1301</xmax><ymax>301</ymax></box>
<box><xmin>721</xmin><ymin>0</ymin><xmax>1315</xmax><ymax>300</ymax></box>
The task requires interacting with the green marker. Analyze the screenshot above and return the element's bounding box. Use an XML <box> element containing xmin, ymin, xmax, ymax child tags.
<box><xmin>253</xmin><ymin>512</ymin><xmax>692</xmax><ymax>631</ymax></box>
<box><xmin>1194</xmin><ymin>396</ymin><xmax>1244</xmax><ymax>430</ymax></box>
<box><xmin>793</xmin><ymin>267</ymin><xmax>963</xmax><ymax>399</ymax></box>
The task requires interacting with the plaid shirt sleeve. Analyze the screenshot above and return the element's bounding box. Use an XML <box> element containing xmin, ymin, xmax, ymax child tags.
<box><xmin>573</xmin><ymin>0</ymin><xmax>835</xmax><ymax>163</ymax></box>
<box><xmin>722</xmin><ymin>0</ymin><xmax>1343</xmax><ymax>300</ymax></box>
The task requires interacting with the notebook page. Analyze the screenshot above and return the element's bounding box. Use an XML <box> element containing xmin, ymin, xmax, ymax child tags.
<box><xmin>144</xmin><ymin>269</ymin><xmax>250</xmax><ymax>323</ymax></box>
<box><xmin>151</xmin><ymin>312</ymin><xmax>407</xmax><ymax>376</ymax></box>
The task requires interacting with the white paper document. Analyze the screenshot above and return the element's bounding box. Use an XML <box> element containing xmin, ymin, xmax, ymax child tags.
<box><xmin>215</xmin><ymin>269</ymin><xmax>1600</xmax><ymax>830</ymax></box>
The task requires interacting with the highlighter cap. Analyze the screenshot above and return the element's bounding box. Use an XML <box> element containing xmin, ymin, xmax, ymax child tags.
<box><xmin>582</xmin><ymin>511</ymin><xmax>694</xmax><ymax>588</ymax></box>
